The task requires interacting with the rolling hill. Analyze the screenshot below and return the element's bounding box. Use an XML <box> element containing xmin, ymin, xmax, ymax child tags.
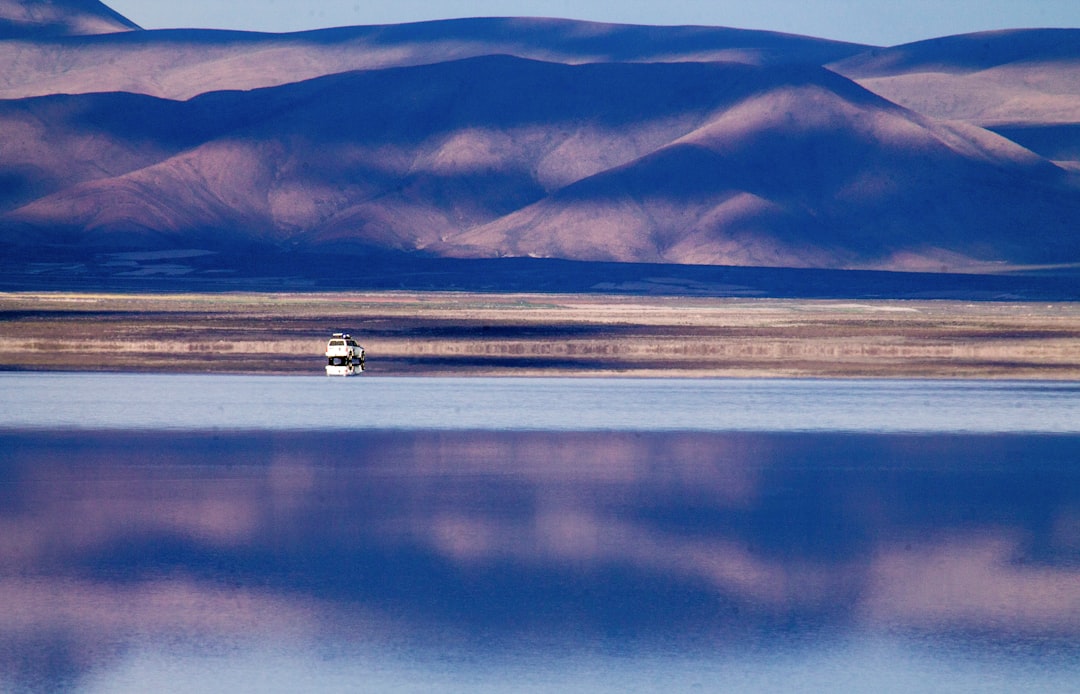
<box><xmin>0</xmin><ymin>16</ymin><xmax>866</xmax><ymax>101</ymax></box>
<box><xmin>451</xmin><ymin>64</ymin><xmax>1076</xmax><ymax>271</ymax></box>
<box><xmin>831</xmin><ymin>29</ymin><xmax>1080</xmax><ymax>125</ymax></box>
<box><xmin>1</xmin><ymin>1</ymin><xmax>1078</xmax><ymax>293</ymax></box>
<box><xmin>0</xmin><ymin>0</ymin><xmax>137</xmax><ymax>38</ymax></box>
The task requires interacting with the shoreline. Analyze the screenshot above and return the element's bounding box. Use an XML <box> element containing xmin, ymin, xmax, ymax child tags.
<box><xmin>2</xmin><ymin>291</ymin><xmax>1079</xmax><ymax>380</ymax></box>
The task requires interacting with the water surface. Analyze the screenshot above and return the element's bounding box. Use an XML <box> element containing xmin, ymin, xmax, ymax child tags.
<box><xmin>2</xmin><ymin>373</ymin><xmax>1078</xmax><ymax>432</ymax></box>
<box><xmin>0</xmin><ymin>375</ymin><xmax>1078</xmax><ymax>692</ymax></box>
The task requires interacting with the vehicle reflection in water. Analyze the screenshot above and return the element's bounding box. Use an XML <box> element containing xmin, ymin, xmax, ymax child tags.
<box><xmin>325</xmin><ymin>360</ymin><xmax>365</xmax><ymax>376</ymax></box>
<box><xmin>1</xmin><ymin>430</ymin><xmax>1078</xmax><ymax>691</ymax></box>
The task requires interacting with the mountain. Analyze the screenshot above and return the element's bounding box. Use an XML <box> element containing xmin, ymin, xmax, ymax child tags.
<box><xmin>0</xmin><ymin>0</ymin><xmax>138</xmax><ymax>38</ymax></box>
<box><xmin>831</xmin><ymin>29</ymin><xmax>1080</xmax><ymax>127</ymax></box>
<box><xmin>1</xmin><ymin>3</ymin><xmax>1078</xmax><ymax>292</ymax></box>
<box><xmin>4</xmin><ymin>54</ymin><xmax>1075</xmax><ymax>273</ymax></box>
<box><xmin>830</xmin><ymin>29</ymin><xmax>1080</xmax><ymax>173</ymax></box>
<box><xmin>0</xmin><ymin>17</ymin><xmax>866</xmax><ymax>101</ymax></box>
<box><xmin>452</xmin><ymin>65</ymin><xmax>1076</xmax><ymax>271</ymax></box>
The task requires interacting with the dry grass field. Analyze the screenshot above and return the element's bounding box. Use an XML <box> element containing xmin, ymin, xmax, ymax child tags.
<box><xmin>1</xmin><ymin>292</ymin><xmax>1079</xmax><ymax>378</ymax></box>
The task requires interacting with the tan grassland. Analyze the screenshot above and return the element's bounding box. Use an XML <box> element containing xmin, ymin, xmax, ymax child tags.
<box><xmin>1</xmin><ymin>292</ymin><xmax>1079</xmax><ymax>378</ymax></box>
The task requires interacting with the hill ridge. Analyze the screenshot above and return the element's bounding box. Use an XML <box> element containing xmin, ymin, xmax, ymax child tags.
<box><xmin>0</xmin><ymin>0</ymin><xmax>138</xmax><ymax>38</ymax></box>
<box><xmin>1</xmin><ymin>15</ymin><xmax>1078</xmax><ymax>287</ymax></box>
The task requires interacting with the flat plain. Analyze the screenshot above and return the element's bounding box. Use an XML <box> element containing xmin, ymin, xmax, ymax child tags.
<box><xmin>1</xmin><ymin>292</ymin><xmax>1078</xmax><ymax>378</ymax></box>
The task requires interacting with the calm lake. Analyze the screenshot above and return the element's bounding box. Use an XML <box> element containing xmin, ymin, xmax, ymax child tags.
<box><xmin>1</xmin><ymin>374</ymin><xmax>1078</xmax><ymax>692</ymax></box>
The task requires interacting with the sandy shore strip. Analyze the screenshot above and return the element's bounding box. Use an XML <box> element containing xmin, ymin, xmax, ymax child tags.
<box><xmin>1</xmin><ymin>292</ymin><xmax>1079</xmax><ymax>379</ymax></box>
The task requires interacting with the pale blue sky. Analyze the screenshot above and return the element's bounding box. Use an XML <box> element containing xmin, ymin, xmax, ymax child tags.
<box><xmin>105</xmin><ymin>1</ymin><xmax>1080</xmax><ymax>47</ymax></box>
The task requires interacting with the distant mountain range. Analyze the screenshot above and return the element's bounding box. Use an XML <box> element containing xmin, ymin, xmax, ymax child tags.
<box><xmin>2</xmin><ymin>0</ymin><xmax>1078</xmax><ymax>294</ymax></box>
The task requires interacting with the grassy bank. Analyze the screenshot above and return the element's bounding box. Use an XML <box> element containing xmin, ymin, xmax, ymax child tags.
<box><xmin>1</xmin><ymin>292</ymin><xmax>1079</xmax><ymax>378</ymax></box>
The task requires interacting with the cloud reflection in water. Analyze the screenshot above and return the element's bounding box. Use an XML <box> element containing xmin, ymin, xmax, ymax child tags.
<box><xmin>1</xmin><ymin>430</ymin><xmax>1078</xmax><ymax>690</ymax></box>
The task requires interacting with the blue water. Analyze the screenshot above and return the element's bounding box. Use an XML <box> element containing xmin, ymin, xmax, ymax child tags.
<box><xmin>1</xmin><ymin>375</ymin><xmax>1078</xmax><ymax>692</ymax></box>
<box><xmin>2</xmin><ymin>373</ymin><xmax>1079</xmax><ymax>432</ymax></box>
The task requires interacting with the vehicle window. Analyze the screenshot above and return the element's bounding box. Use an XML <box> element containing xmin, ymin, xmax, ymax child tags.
<box><xmin>347</xmin><ymin>340</ymin><xmax>358</xmax><ymax>346</ymax></box>
<box><xmin>329</xmin><ymin>340</ymin><xmax>345</xmax><ymax>346</ymax></box>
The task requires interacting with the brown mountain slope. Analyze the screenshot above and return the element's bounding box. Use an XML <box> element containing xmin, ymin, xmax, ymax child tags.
<box><xmin>831</xmin><ymin>29</ymin><xmax>1080</xmax><ymax>126</ymax></box>
<box><xmin>0</xmin><ymin>90</ymin><xmax>251</xmax><ymax>214</ymax></box>
<box><xmin>452</xmin><ymin>66</ymin><xmax>1078</xmax><ymax>271</ymax></box>
<box><xmin>3</xmin><ymin>56</ymin><xmax>1077</xmax><ymax>273</ymax></box>
<box><xmin>988</xmin><ymin>124</ymin><xmax>1080</xmax><ymax>171</ymax></box>
<box><xmin>0</xmin><ymin>17</ymin><xmax>867</xmax><ymax>100</ymax></box>
<box><xmin>1</xmin><ymin>58</ymin><xmax>777</xmax><ymax>250</ymax></box>
<box><xmin>0</xmin><ymin>0</ymin><xmax>138</xmax><ymax>37</ymax></box>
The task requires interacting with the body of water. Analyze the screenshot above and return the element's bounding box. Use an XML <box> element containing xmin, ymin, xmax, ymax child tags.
<box><xmin>2</xmin><ymin>373</ymin><xmax>1079</xmax><ymax>432</ymax></box>
<box><xmin>1</xmin><ymin>374</ymin><xmax>1078</xmax><ymax>692</ymax></box>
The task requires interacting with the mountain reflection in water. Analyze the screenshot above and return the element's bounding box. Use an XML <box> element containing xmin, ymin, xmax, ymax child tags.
<box><xmin>1</xmin><ymin>430</ymin><xmax>1078</xmax><ymax>691</ymax></box>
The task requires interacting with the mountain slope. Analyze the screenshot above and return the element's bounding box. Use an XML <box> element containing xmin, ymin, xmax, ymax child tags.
<box><xmin>2</xmin><ymin>12</ymin><xmax>1079</xmax><ymax>283</ymax></box>
<box><xmin>988</xmin><ymin>123</ymin><xmax>1080</xmax><ymax>171</ymax></box>
<box><xmin>0</xmin><ymin>0</ymin><xmax>138</xmax><ymax>38</ymax></box>
<box><xmin>0</xmin><ymin>58</ymin><xmax>779</xmax><ymax>249</ymax></box>
<box><xmin>0</xmin><ymin>16</ymin><xmax>868</xmax><ymax>100</ymax></box>
<box><xmin>0</xmin><ymin>90</ymin><xmax>255</xmax><ymax>214</ymax></box>
<box><xmin>832</xmin><ymin>29</ymin><xmax>1080</xmax><ymax>126</ymax></box>
<box><xmin>3</xmin><ymin>55</ymin><xmax>1076</xmax><ymax>273</ymax></box>
<box><xmin>452</xmin><ymin>66</ymin><xmax>1077</xmax><ymax>271</ymax></box>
